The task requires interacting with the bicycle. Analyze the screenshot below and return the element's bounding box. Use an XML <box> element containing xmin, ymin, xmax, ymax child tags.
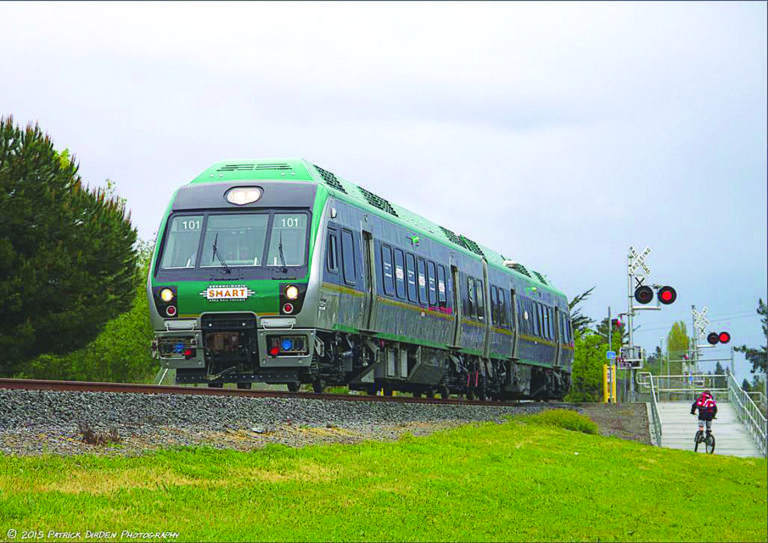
<box><xmin>694</xmin><ymin>424</ymin><xmax>716</xmax><ymax>454</ymax></box>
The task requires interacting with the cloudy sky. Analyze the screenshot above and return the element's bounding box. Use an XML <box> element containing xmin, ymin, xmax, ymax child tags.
<box><xmin>2</xmin><ymin>2</ymin><xmax>765</xmax><ymax>382</ymax></box>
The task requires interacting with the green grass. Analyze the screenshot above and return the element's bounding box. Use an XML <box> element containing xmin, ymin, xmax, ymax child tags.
<box><xmin>0</xmin><ymin>411</ymin><xmax>765</xmax><ymax>542</ymax></box>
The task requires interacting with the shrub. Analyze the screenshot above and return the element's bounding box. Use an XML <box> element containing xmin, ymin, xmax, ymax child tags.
<box><xmin>522</xmin><ymin>409</ymin><xmax>599</xmax><ymax>435</ymax></box>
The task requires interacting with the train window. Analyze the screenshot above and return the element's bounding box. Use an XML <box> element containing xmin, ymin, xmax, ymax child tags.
<box><xmin>499</xmin><ymin>289</ymin><xmax>507</xmax><ymax>327</ymax></box>
<box><xmin>341</xmin><ymin>229</ymin><xmax>356</xmax><ymax>285</ymax></box>
<box><xmin>381</xmin><ymin>245</ymin><xmax>394</xmax><ymax>296</ymax></box>
<box><xmin>476</xmin><ymin>279</ymin><xmax>485</xmax><ymax>321</ymax></box>
<box><xmin>467</xmin><ymin>277</ymin><xmax>475</xmax><ymax>318</ymax></box>
<box><xmin>406</xmin><ymin>253</ymin><xmax>417</xmax><ymax>302</ymax></box>
<box><xmin>544</xmin><ymin>306</ymin><xmax>551</xmax><ymax>340</ymax></box>
<box><xmin>490</xmin><ymin>286</ymin><xmax>498</xmax><ymax>324</ymax></box>
<box><xmin>517</xmin><ymin>297</ymin><xmax>525</xmax><ymax>333</ymax></box>
<box><xmin>427</xmin><ymin>261</ymin><xmax>437</xmax><ymax>306</ymax></box>
<box><xmin>550</xmin><ymin>308</ymin><xmax>556</xmax><ymax>341</ymax></box>
<box><xmin>327</xmin><ymin>232</ymin><xmax>338</xmax><ymax>273</ymax></box>
<box><xmin>532</xmin><ymin>302</ymin><xmax>540</xmax><ymax>337</ymax></box>
<box><xmin>394</xmin><ymin>249</ymin><xmax>406</xmax><ymax>300</ymax></box>
<box><xmin>417</xmin><ymin>258</ymin><xmax>427</xmax><ymax>304</ymax></box>
<box><xmin>266</xmin><ymin>213</ymin><xmax>308</xmax><ymax>266</ymax></box>
<box><xmin>437</xmin><ymin>265</ymin><xmax>447</xmax><ymax>305</ymax></box>
<box><xmin>198</xmin><ymin>213</ymin><xmax>271</xmax><ymax>268</ymax></box>
<box><xmin>161</xmin><ymin>214</ymin><xmax>205</xmax><ymax>269</ymax></box>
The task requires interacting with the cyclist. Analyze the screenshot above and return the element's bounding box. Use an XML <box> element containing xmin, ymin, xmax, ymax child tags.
<box><xmin>691</xmin><ymin>390</ymin><xmax>718</xmax><ymax>434</ymax></box>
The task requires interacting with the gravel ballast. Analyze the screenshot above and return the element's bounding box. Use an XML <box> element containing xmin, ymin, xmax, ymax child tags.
<box><xmin>0</xmin><ymin>389</ymin><xmax>573</xmax><ymax>456</ymax></box>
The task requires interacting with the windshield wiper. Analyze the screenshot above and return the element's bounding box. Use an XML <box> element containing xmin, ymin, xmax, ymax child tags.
<box><xmin>277</xmin><ymin>231</ymin><xmax>288</xmax><ymax>272</ymax></box>
<box><xmin>211</xmin><ymin>233</ymin><xmax>232</xmax><ymax>274</ymax></box>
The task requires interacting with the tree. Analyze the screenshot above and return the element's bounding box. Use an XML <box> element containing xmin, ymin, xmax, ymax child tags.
<box><xmin>569</xmin><ymin>286</ymin><xmax>596</xmax><ymax>336</ymax></box>
<box><xmin>714</xmin><ymin>361</ymin><xmax>725</xmax><ymax>389</ymax></box>
<box><xmin>566</xmin><ymin>331</ymin><xmax>607</xmax><ymax>402</ymax></box>
<box><xmin>0</xmin><ymin>117</ymin><xmax>139</xmax><ymax>376</ymax></box>
<box><xmin>645</xmin><ymin>345</ymin><xmax>665</xmax><ymax>376</ymax></box>
<box><xmin>734</xmin><ymin>299</ymin><xmax>767</xmax><ymax>374</ymax></box>
<box><xmin>20</xmin><ymin>244</ymin><xmax>157</xmax><ymax>383</ymax></box>
<box><xmin>596</xmin><ymin>317</ymin><xmax>628</xmax><ymax>346</ymax></box>
<box><xmin>741</xmin><ymin>378</ymin><xmax>751</xmax><ymax>392</ymax></box>
<box><xmin>666</xmin><ymin>321</ymin><xmax>690</xmax><ymax>376</ymax></box>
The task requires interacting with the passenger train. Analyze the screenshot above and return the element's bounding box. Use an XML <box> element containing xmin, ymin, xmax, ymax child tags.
<box><xmin>148</xmin><ymin>160</ymin><xmax>574</xmax><ymax>400</ymax></box>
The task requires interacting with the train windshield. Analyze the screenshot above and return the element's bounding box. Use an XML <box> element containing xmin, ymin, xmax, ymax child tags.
<box><xmin>159</xmin><ymin>211</ymin><xmax>309</xmax><ymax>269</ymax></box>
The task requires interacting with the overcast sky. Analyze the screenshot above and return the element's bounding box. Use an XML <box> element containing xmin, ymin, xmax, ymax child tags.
<box><xmin>2</xmin><ymin>1</ymin><xmax>765</xmax><ymax>383</ymax></box>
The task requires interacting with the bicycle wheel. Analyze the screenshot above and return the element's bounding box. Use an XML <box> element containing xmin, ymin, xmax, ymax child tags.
<box><xmin>705</xmin><ymin>434</ymin><xmax>715</xmax><ymax>454</ymax></box>
<box><xmin>694</xmin><ymin>430</ymin><xmax>703</xmax><ymax>452</ymax></box>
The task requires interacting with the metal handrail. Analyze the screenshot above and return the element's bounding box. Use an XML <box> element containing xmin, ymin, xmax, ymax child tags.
<box><xmin>637</xmin><ymin>372</ymin><xmax>662</xmax><ymax>446</ymax></box>
<box><xmin>747</xmin><ymin>391</ymin><xmax>767</xmax><ymax>413</ymax></box>
<box><xmin>726</xmin><ymin>371</ymin><xmax>767</xmax><ymax>457</ymax></box>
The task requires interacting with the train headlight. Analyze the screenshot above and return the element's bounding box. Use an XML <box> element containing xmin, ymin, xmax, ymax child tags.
<box><xmin>160</xmin><ymin>288</ymin><xmax>174</xmax><ymax>302</ymax></box>
<box><xmin>226</xmin><ymin>187</ymin><xmax>263</xmax><ymax>206</ymax></box>
<box><xmin>285</xmin><ymin>285</ymin><xmax>299</xmax><ymax>300</ymax></box>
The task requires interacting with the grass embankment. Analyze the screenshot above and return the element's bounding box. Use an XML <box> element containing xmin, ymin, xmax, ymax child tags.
<box><xmin>0</xmin><ymin>410</ymin><xmax>765</xmax><ymax>542</ymax></box>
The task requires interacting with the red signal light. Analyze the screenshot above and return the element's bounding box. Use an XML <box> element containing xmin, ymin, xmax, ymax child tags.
<box><xmin>707</xmin><ymin>332</ymin><xmax>719</xmax><ymax>345</ymax></box>
<box><xmin>718</xmin><ymin>332</ymin><xmax>731</xmax><ymax>344</ymax></box>
<box><xmin>270</xmin><ymin>346</ymin><xmax>280</xmax><ymax>356</ymax></box>
<box><xmin>166</xmin><ymin>305</ymin><xmax>177</xmax><ymax>317</ymax></box>
<box><xmin>283</xmin><ymin>303</ymin><xmax>294</xmax><ymax>314</ymax></box>
<box><xmin>658</xmin><ymin>286</ymin><xmax>676</xmax><ymax>305</ymax></box>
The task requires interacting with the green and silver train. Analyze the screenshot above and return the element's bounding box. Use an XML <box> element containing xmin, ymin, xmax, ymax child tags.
<box><xmin>148</xmin><ymin>159</ymin><xmax>574</xmax><ymax>399</ymax></box>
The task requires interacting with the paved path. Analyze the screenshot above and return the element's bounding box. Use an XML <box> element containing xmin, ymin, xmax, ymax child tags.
<box><xmin>658</xmin><ymin>401</ymin><xmax>761</xmax><ymax>457</ymax></box>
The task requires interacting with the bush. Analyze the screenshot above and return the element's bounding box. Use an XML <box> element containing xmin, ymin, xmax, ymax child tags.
<box><xmin>522</xmin><ymin>409</ymin><xmax>599</xmax><ymax>435</ymax></box>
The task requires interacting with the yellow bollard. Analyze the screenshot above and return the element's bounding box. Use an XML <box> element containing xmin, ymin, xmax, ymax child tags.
<box><xmin>603</xmin><ymin>364</ymin><xmax>610</xmax><ymax>403</ymax></box>
<box><xmin>611</xmin><ymin>364</ymin><xmax>617</xmax><ymax>403</ymax></box>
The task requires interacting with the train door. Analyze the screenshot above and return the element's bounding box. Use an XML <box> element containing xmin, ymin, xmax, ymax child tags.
<box><xmin>451</xmin><ymin>265</ymin><xmax>461</xmax><ymax>347</ymax></box>
<box><xmin>361</xmin><ymin>230</ymin><xmax>376</xmax><ymax>331</ymax></box>
<box><xmin>481</xmin><ymin>260</ymin><xmax>491</xmax><ymax>358</ymax></box>
<box><xmin>510</xmin><ymin>288</ymin><xmax>519</xmax><ymax>359</ymax></box>
<box><xmin>554</xmin><ymin>307</ymin><xmax>562</xmax><ymax>366</ymax></box>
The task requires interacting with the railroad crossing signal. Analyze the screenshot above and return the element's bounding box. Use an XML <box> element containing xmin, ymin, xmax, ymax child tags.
<box><xmin>634</xmin><ymin>285</ymin><xmax>654</xmax><ymax>304</ymax></box>
<box><xmin>628</xmin><ymin>246</ymin><xmax>651</xmax><ymax>277</ymax></box>
<box><xmin>693</xmin><ymin>306</ymin><xmax>710</xmax><ymax>338</ymax></box>
<box><xmin>658</xmin><ymin>286</ymin><xmax>676</xmax><ymax>305</ymax></box>
<box><xmin>707</xmin><ymin>332</ymin><xmax>731</xmax><ymax>345</ymax></box>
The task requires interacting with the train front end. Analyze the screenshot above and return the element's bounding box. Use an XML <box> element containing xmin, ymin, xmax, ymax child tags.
<box><xmin>147</xmin><ymin>161</ymin><xmax>325</xmax><ymax>388</ymax></box>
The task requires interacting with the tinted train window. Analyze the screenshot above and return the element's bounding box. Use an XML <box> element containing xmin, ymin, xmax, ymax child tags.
<box><xmin>161</xmin><ymin>215</ymin><xmax>204</xmax><ymax>269</ymax></box>
<box><xmin>427</xmin><ymin>261</ymin><xmax>437</xmax><ymax>306</ymax></box>
<box><xmin>394</xmin><ymin>249</ymin><xmax>405</xmax><ymax>299</ymax></box>
<box><xmin>476</xmin><ymin>279</ymin><xmax>485</xmax><ymax>321</ymax></box>
<box><xmin>341</xmin><ymin>229</ymin><xmax>356</xmax><ymax>285</ymax></box>
<box><xmin>437</xmin><ymin>265</ymin><xmax>447</xmax><ymax>306</ymax></box>
<box><xmin>381</xmin><ymin>245</ymin><xmax>394</xmax><ymax>296</ymax></box>
<box><xmin>517</xmin><ymin>297</ymin><xmax>525</xmax><ymax>333</ymax></box>
<box><xmin>266</xmin><ymin>213</ymin><xmax>308</xmax><ymax>267</ymax></box>
<box><xmin>499</xmin><ymin>289</ymin><xmax>507</xmax><ymax>327</ymax></box>
<box><xmin>417</xmin><ymin>258</ymin><xmax>427</xmax><ymax>304</ymax></box>
<box><xmin>467</xmin><ymin>277</ymin><xmax>475</xmax><ymax>318</ymax></box>
<box><xmin>490</xmin><ymin>286</ymin><xmax>498</xmax><ymax>324</ymax></box>
<box><xmin>406</xmin><ymin>253</ymin><xmax>417</xmax><ymax>302</ymax></box>
<box><xmin>327</xmin><ymin>232</ymin><xmax>338</xmax><ymax>273</ymax></box>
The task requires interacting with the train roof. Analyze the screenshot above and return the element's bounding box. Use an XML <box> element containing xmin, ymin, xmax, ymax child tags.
<box><xmin>189</xmin><ymin>159</ymin><xmax>565</xmax><ymax>297</ymax></box>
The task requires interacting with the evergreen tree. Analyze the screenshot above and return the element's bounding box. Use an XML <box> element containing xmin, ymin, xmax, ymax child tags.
<box><xmin>741</xmin><ymin>378</ymin><xmax>751</xmax><ymax>392</ymax></box>
<box><xmin>734</xmin><ymin>299</ymin><xmax>768</xmax><ymax>374</ymax></box>
<box><xmin>0</xmin><ymin>117</ymin><xmax>138</xmax><ymax>376</ymax></box>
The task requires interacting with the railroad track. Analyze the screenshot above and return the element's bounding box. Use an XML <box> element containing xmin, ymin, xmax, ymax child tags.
<box><xmin>0</xmin><ymin>378</ymin><xmax>551</xmax><ymax>408</ymax></box>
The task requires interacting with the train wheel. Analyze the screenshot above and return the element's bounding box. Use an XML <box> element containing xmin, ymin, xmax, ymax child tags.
<box><xmin>383</xmin><ymin>385</ymin><xmax>393</xmax><ymax>397</ymax></box>
<box><xmin>439</xmin><ymin>386</ymin><xmax>450</xmax><ymax>400</ymax></box>
<box><xmin>237</xmin><ymin>382</ymin><xmax>252</xmax><ymax>390</ymax></box>
<box><xmin>312</xmin><ymin>380</ymin><xmax>325</xmax><ymax>394</ymax></box>
<box><xmin>366</xmin><ymin>384</ymin><xmax>378</xmax><ymax>396</ymax></box>
<box><xmin>425</xmin><ymin>389</ymin><xmax>435</xmax><ymax>399</ymax></box>
<box><xmin>466</xmin><ymin>388</ymin><xmax>476</xmax><ymax>401</ymax></box>
<box><xmin>287</xmin><ymin>382</ymin><xmax>300</xmax><ymax>393</ymax></box>
<box><xmin>413</xmin><ymin>391</ymin><xmax>422</xmax><ymax>398</ymax></box>
<box><xmin>208</xmin><ymin>382</ymin><xmax>224</xmax><ymax>388</ymax></box>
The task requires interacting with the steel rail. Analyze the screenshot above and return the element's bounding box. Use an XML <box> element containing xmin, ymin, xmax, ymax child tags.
<box><xmin>0</xmin><ymin>378</ymin><xmax>564</xmax><ymax>408</ymax></box>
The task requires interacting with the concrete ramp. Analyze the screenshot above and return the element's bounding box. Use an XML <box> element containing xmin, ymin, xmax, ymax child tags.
<box><xmin>658</xmin><ymin>401</ymin><xmax>761</xmax><ymax>457</ymax></box>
